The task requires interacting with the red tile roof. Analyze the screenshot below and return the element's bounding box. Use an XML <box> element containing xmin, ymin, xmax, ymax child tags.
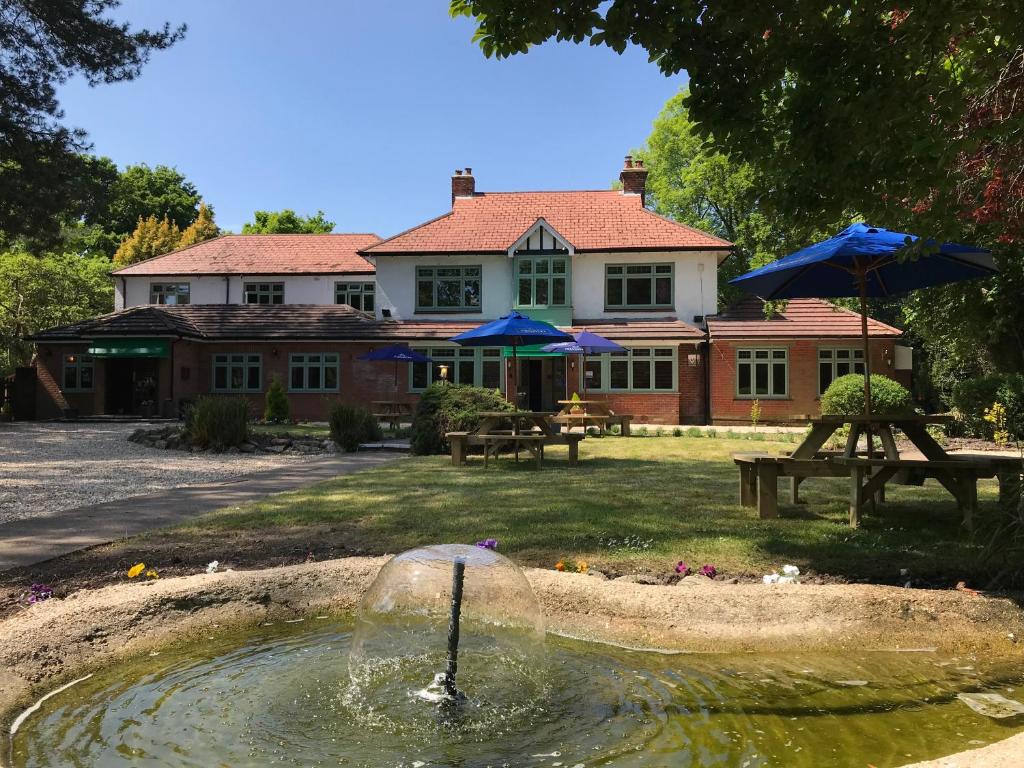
<box><xmin>363</xmin><ymin>191</ymin><xmax>732</xmax><ymax>255</ymax></box>
<box><xmin>111</xmin><ymin>234</ymin><xmax>380</xmax><ymax>276</ymax></box>
<box><xmin>707</xmin><ymin>297</ymin><xmax>902</xmax><ymax>339</ymax></box>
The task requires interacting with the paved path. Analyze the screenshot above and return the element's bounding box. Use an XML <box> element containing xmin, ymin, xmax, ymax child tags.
<box><xmin>0</xmin><ymin>451</ymin><xmax>403</xmax><ymax>571</ymax></box>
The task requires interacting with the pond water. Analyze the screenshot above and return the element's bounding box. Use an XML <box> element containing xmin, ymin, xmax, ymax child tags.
<box><xmin>9</xmin><ymin>619</ymin><xmax>1024</xmax><ymax>768</ymax></box>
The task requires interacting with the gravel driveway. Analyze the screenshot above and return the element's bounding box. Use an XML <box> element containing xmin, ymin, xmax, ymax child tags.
<box><xmin>0</xmin><ymin>422</ymin><xmax>320</xmax><ymax>525</ymax></box>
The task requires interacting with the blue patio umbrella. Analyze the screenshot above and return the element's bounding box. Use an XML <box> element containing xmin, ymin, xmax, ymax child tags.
<box><xmin>357</xmin><ymin>344</ymin><xmax>432</xmax><ymax>391</ymax></box>
<box><xmin>450</xmin><ymin>311</ymin><xmax>573</xmax><ymax>408</ymax></box>
<box><xmin>730</xmin><ymin>222</ymin><xmax>996</xmax><ymax>415</ymax></box>
<box><xmin>542</xmin><ymin>330</ymin><xmax>626</xmax><ymax>397</ymax></box>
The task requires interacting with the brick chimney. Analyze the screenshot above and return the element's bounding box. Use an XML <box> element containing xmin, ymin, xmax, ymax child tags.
<box><xmin>619</xmin><ymin>155</ymin><xmax>648</xmax><ymax>205</ymax></box>
<box><xmin>451</xmin><ymin>167</ymin><xmax>475</xmax><ymax>205</ymax></box>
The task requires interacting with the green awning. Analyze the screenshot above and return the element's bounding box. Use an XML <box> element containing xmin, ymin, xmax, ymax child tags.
<box><xmin>87</xmin><ymin>338</ymin><xmax>170</xmax><ymax>358</ymax></box>
<box><xmin>501</xmin><ymin>343</ymin><xmax>565</xmax><ymax>359</ymax></box>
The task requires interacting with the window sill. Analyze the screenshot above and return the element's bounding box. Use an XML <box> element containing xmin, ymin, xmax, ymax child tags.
<box><xmin>588</xmin><ymin>390</ymin><xmax>678</xmax><ymax>395</ymax></box>
<box><xmin>288</xmin><ymin>389</ymin><xmax>341</xmax><ymax>394</ymax></box>
<box><xmin>604</xmin><ymin>306</ymin><xmax>675</xmax><ymax>313</ymax></box>
<box><xmin>734</xmin><ymin>396</ymin><xmax>790</xmax><ymax>400</ymax></box>
<box><xmin>414</xmin><ymin>308</ymin><xmax>483</xmax><ymax>314</ymax></box>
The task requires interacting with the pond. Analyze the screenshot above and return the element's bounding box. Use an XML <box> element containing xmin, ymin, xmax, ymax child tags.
<box><xmin>9</xmin><ymin>618</ymin><xmax>1024</xmax><ymax>767</ymax></box>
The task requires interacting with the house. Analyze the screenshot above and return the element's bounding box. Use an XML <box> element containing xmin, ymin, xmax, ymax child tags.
<box><xmin>25</xmin><ymin>157</ymin><xmax>910</xmax><ymax>424</ymax></box>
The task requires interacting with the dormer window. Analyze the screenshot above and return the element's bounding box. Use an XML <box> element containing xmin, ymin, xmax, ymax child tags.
<box><xmin>516</xmin><ymin>256</ymin><xmax>568</xmax><ymax>308</ymax></box>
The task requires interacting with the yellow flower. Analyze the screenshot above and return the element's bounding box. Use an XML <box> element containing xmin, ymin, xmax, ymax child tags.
<box><xmin>576</xmin><ymin>560</ymin><xmax>588</xmax><ymax>573</ymax></box>
<box><xmin>555</xmin><ymin>561</ymin><xmax>566</xmax><ymax>572</ymax></box>
<box><xmin>127</xmin><ymin>563</ymin><xmax>145</xmax><ymax>579</ymax></box>
<box><xmin>145</xmin><ymin>569</ymin><xmax>160</xmax><ymax>580</ymax></box>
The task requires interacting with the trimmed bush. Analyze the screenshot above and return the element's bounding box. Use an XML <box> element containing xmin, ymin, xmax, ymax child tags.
<box><xmin>329</xmin><ymin>404</ymin><xmax>382</xmax><ymax>452</ymax></box>
<box><xmin>184</xmin><ymin>396</ymin><xmax>249</xmax><ymax>451</ymax></box>
<box><xmin>264</xmin><ymin>377</ymin><xmax>290</xmax><ymax>423</ymax></box>
<box><xmin>821</xmin><ymin>374</ymin><xmax>913</xmax><ymax>416</ymax></box>
<box><xmin>410</xmin><ymin>384</ymin><xmax>513</xmax><ymax>455</ymax></box>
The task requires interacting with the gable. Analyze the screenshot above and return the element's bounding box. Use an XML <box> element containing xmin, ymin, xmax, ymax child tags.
<box><xmin>508</xmin><ymin>218</ymin><xmax>573</xmax><ymax>257</ymax></box>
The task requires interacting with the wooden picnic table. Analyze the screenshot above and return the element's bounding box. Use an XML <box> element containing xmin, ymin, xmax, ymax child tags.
<box><xmin>554</xmin><ymin>400</ymin><xmax>633</xmax><ymax>435</ymax></box>
<box><xmin>447</xmin><ymin>410</ymin><xmax>584</xmax><ymax>468</ymax></box>
<box><xmin>371</xmin><ymin>400</ymin><xmax>413</xmax><ymax>429</ymax></box>
<box><xmin>791</xmin><ymin>414</ymin><xmax>953</xmax><ymax>461</ymax></box>
<box><xmin>477</xmin><ymin>410</ymin><xmax>559</xmax><ymax>436</ymax></box>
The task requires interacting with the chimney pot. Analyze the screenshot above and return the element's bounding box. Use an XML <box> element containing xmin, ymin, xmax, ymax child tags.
<box><xmin>619</xmin><ymin>155</ymin><xmax>649</xmax><ymax>205</ymax></box>
<box><xmin>451</xmin><ymin>166</ymin><xmax>476</xmax><ymax>205</ymax></box>
<box><xmin>624</xmin><ymin>155</ymin><xmax>634</xmax><ymax>169</ymax></box>
<box><xmin>454</xmin><ymin>169</ymin><xmax>462</xmax><ymax>176</ymax></box>
<box><xmin>465</xmin><ymin>167</ymin><xmax>472</xmax><ymax>175</ymax></box>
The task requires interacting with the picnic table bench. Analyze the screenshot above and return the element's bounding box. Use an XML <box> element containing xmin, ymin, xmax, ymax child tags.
<box><xmin>371</xmin><ymin>400</ymin><xmax>412</xmax><ymax>430</ymax></box>
<box><xmin>734</xmin><ymin>452</ymin><xmax>850</xmax><ymax>519</ymax></box>
<box><xmin>554</xmin><ymin>400</ymin><xmax>632</xmax><ymax>435</ymax></box>
<box><xmin>447</xmin><ymin>411</ymin><xmax>586</xmax><ymax>468</ymax></box>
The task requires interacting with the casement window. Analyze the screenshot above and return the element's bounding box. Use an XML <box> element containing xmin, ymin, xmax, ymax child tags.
<box><xmin>818</xmin><ymin>347</ymin><xmax>866</xmax><ymax>395</ymax></box>
<box><xmin>736</xmin><ymin>348</ymin><xmax>788</xmax><ymax>398</ymax></box>
<box><xmin>289</xmin><ymin>353</ymin><xmax>339</xmax><ymax>392</ymax></box>
<box><xmin>149</xmin><ymin>282</ymin><xmax>190</xmax><ymax>305</ymax></box>
<box><xmin>605</xmin><ymin>263</ymin><xmax>673</xmax><ymax>309</ymax></box>
<box><xmin>243</xmin><ymin>282</ymin><xmax>285</xmax><ymax>305</ymax></box>
<box><xmin>415</xmin><ymin>266</ymin><xmax>482</xmax><ymax>312</ymax></box>
<box><xmin>584</xmin><ymin>347</ymin><xmax>677</xmax><ymax>392</ymax></box>
<box><xmin>409</xmin><ymin>347</ymin><xmax>503</xmax><ymax>392</ymax></box>
<box><xmin>334</xmin><ymin>281</ymin><xmax>375</xmax><ymax>312</ymax></box>
<box><xmin>212</xmin><ymin>353</ymin><xmax>262</xmax><ymax>393</ymax></box>
<box><xmin>62</xmin><ymin>354</ymin><xmax>94</xmax><ymax>391</ymax></box>
<box><xmin>515</xmin><ymin>256</ymin><xmax>569</xmax><ymax>308</ymax></box>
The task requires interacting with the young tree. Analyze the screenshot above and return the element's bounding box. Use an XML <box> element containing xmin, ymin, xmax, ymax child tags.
<box><xmin>112</xmin><ymin>215</ymin><xmax>182</xmax><ymax>267</ymax></box>
<box><xmin>177</xmin><ymin>202</ymin><xmax>220</xmax><ymax>248</ymax></box>
<box><xmin>241</xmin><ymin>209</ymin><xmax>335</xmax><ymax>234</ymax></box>
<box><xmin>0</xmin><ymin>1</ymin><xmax>184</xmax><ymax>243</ymax></box>
<box><xmin>0</xmin><ymin>251</ymin><xmax>113</xmax><ymax>374</ymax></box>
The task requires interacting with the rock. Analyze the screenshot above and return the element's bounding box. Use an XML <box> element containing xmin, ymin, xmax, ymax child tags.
<box><xmin>270</xmin><ymin>438</ymin><xmax>292</xmax><ymax>447</ymax></box>
<box><xmin>614</xmin><ymin>574</ymin><xmax>660</xmax><ymax>585</ymax></box>
<box><xmin>226</xmin><ymin>446</ymin><xmax>240</xmax><ymax>454</ymax></box>
<box><xmin>239</xmin><ymin>442</ymin><xmax>257</xmax><ymax>453</ymax></box>
<box><xmin>321</xmin><ymin>441</ymin><xmax>338</xmax><ymax>453</ymax></box>
<box><xmin>957</xmin><ymin>693</ymin><xmax>1024</xmax><ymax>719</ymax></box>
<box><xmin>265</xmin><ymin>444</ymin><xmax>286</xmax><ymax>454</ymax></box>
<box><xmin>128</xmin><ymin>428</ymin><xmax>147</xmax><ymax>443</ymax></box>
<box><xmin>153</xmin><ymin>440</ymin><xmax>168</xmax><ymax>450</ymax></box>
<box><xmin>587</xmin><ymin>569</ymin><xmax>609</xmax><ymax>580</ymax></box>
<box><xmin>166</xmin><ymin>437</ymin><xmax>179</xmax><ymax>449</ymax></box>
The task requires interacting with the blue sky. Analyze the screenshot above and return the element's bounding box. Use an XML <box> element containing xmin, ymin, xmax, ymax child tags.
<box><xmin>57</xmin><ymin>1</ymin><xmax>685</xmax><ymax>236</ymax></box>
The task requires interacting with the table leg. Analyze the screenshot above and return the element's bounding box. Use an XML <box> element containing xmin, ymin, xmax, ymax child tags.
<box><xmin>899</xmin><ymin>423</ymin><xmax>950</xmax><ymax>461</ymax></box>
<box><xmin>791</xmin><ymin>423</ymin><xmax>836</xmax><ymax>460</ymax></box>
<box><xmin>849</xmin><ymin>464</ymin><xmax>866</xmax><ymax>528</ymax></box>
<box><xmin>788</xmin><ymin>476</ymin><xmax>805</xmax><ymax>504</ymax></box>
<box><xmin>878</xmin><ymin>426</ymin><xmax>899</xmax><ymax>459</ymax></box>
<box><xmin>756</xmin><ymin>462</ymin><xmax>779</xmax><ymax>519</ymax></box>
<box><xmin>739</xmin><ymin>464</ymin><xmax>757</xmax><ymax>507</ymax></box>
<box><xmin>568</xmin><ymin>439</ymin><xmax>578</xmax><ymax>466</ymax></box>
<box><xmin>960</xmin><ymin>475</ymin><xmax>978</xmax><ymax>533</ymax></box>
<box><xmin>844</xmin><ymin>424</ymin><xmax>862</xmax><ymax>458</ymax></box>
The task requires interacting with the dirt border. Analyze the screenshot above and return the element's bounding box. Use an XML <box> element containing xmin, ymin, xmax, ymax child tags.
<box><xmin>1</xmin><ymin>557</ymin><xmax>1022</xmax><ymax>767</ymax></box>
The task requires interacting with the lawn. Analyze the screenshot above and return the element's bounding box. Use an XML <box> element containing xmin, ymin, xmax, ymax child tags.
<box><xmin>177</xmin><ymin>436</ymin><xmax>1000</xmax><ymax>585</ymax></box>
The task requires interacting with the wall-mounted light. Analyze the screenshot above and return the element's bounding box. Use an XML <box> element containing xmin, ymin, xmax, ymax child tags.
<box><xmin>272</xmin><ymin>348</ymin><xmax>279</xmax><ymax>358</ymax></box>
<box><xmin>438</xmin><ymin>364</ymin><xmax>449</xmax><ymax>382</ymax></box>
<box><xmin>67</xmin><ymin>355</ymin><xmax>76</xmax><ymax>364</ymax></box>
<box><xmin>687</xmin><ymin>353</ymin><xmax>700</xmax><ymax>367</ymax></box>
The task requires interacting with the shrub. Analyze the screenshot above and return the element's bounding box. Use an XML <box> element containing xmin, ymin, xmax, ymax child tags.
<box><xmin>750</xmin><ymin>398</ymin><xmax>761</xmax><ymax>427</ymax></box>
<box><xmin>329</xmin><ymin>404</ymin><xmax>382</xmax><ymax>452</ymax></box>
<box><xmin>410</xmin><ymin>384</ymin><xmax>512</xmax><ymax>455</ymax></box>
<box><xmin>952</xmin><ymin>373</ymin><xmax>1024</xmax><ymax>441</ymax></box>
<box><xmin>263</xmin><ymin>377</ymin><xmax>290</xmax><ymax>423</ymax></box>
<box><xmin>820</xmin><ymin>374</ymin><xmax>913</xmax><ymax>416</ymax></box>
<box><xmin>672</xmin><ymin>427</ymin><xmax>683</xmax><ymax>437</ymax></box>
<box><xmin>685</xmin><ymin>426</ymin><xmax>703</xmax><ymax>438</ymax></box>
<box><xmin>185</xmin><ymin>396</ymin><xmax>249</xmax><ymax>451</ymax></box>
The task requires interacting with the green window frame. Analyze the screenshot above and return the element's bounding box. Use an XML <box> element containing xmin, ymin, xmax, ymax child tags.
<box><xmin>335</xmin><ymin>281</ymin><xmax>375</xmax><ymax>312</ymax></box>
<box><xmin>62</xmin><ymin>354</ymin><xmax>94</xmax><ymax>392</ymax></box>
<box><xmin>736</xmin><ymin>347</ymin><xmax>789</xmax><ymax>399</ymax></box>
<box><xmin>212</xmin><ymin>353</ymin><xmax>262</xmax><ymax>393</ymax></box>
<box><xmin>149</xmin><ymin>282</ymin><xmax>190</xmax><ymax>305</ymax></box>
<box><xmin>415</xmin><ymin>266</ymin><xmax>482</xmax><ymax>313</ymax></box>
<box><xmin>818</xmin><ymin>347</ymin><xmax>866</xmax><ymax>395</ymax></box>
<box><xmin>605</xmin><ymin>263</ymin><xmax>674</xmax><ymax>310</ymax></box>
<box><xmin>408</xmin><ymin>347</ymin><xmax>503</xmax><ymax>392</ymax></box>
<box><xmin>288</xmin><ymin>352</ymin><xmax>339</xmax><ymax>392</ymax></box>
<box><xmin>244</xmin><ymin>282</ymin><xmax>285</xmax><ymax>305</ymax></box>
<box><xmin>584</xmin><ymin>347</ymin><xmax>677</xmax><ymax>392</ymax></box>
<box><xmin>515</xmin><ymin>256</ymin><xmax>569</xmax><ymax>308</ymax></box>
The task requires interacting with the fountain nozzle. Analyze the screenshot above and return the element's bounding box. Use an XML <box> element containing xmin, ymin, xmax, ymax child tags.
<box><xmin>442</xmin><ymin>557</ymin><xmax>467</xmax><ymax>702</ymax></box>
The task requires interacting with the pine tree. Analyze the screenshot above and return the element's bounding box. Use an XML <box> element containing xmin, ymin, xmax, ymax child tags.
<box><xmin>263</xmin><ymin>377</ymin><xmax>291</xmax><ymax>423</ymax></box>
<box><xmin>113</xmin><ymin>215</ymin><xmax>182</xmax><ymax>266</ymax></box>
<box><xmin>177</xmin><ymin>202</ymin><xmax>219</xmax><ymax>248</ymax></box>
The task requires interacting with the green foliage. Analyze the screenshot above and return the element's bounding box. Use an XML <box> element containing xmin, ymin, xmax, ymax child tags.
<box><xmin>0</xmin><ymin>250</ymin><xmax>113</xmax><ymax>375</ymax></box>
<box><xmin>241</xmin><ymin>209</ymin><xmax>335</xmax><ymax>234</ymax></box>
<box><xmin>821</xmin><ymin>374</ymin><xmax>913</xmax><ymax>417</ymax></box>
<box><xmin>685</xmin><ymin>426</ymin><xmax>703</xmax><ymax>438</ymax></box>
<box><xmin>263</xmin><ymin>377</ymin><xmax>290</xmax><ymax>424</ymax></box>
<box><xmin>749</xmin><ymin>399</ymin><xmax>761</xmax><ymax>427</ymax></box>
<box><xmin>410</xmin><ymin>384</ymin><xmax>512</xmax><ymax>455</ymax></box>
<box><xmin>329</xmin><ymin>404</ymin><xmax>382</xmax><ymax>452</ymax></box>
<box><xmin>112</xmin><ymin>215</ymin><xmax>182</xmax><ymax>267</ymax></box>
<box><xmin>185</xmin><ymin>396</ymin><xmax>250</xmax><ymax>451</ymax></box>
<box><xmin>177</xmin><ymin>202</ymin><xmax>219</xmax><ymax>248</ymax></box>
<box><xmin>0</xmin><ymin>3</ymin><xmax>183</xmax><ymax>244</ymax></box>
<box><xmin>952</xmin><ymin>374</ymin><xmax>1024</xmax><ymax>440</ymax></box>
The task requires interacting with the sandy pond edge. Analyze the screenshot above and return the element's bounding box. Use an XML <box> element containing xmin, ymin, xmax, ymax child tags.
<box><xmin>0</xmin><ymin>556</ymin><xmax>1022</xmax><ymax>767</ymax></box>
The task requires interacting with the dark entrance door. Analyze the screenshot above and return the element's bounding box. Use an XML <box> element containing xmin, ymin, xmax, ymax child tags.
<box><xmin>526</xmin><ymin>359</ymin><xmax>543</xmax><ymax>411</ymax></box>
<box><xmin>518</xmin><ymin>358</ymin><xmax>566</xmax><ymax>412</ymax></box>
<box><xmin>105</xmin><ymin>359</ymin><xmax>159</xmax><ymax>415</ymax></box>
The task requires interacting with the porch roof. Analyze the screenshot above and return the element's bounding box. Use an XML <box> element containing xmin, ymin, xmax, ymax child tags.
<box><xmin>706</xmin><ymin>297</ymin><xmax>902</xmax><ymax>339</ymax></box>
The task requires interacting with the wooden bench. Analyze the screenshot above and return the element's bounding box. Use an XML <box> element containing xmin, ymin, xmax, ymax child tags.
<box><xmin>607</xmin><ymin>414</ymin><xmax>632</xmax><ymax>436</ymax></box>
<box><xmin>447</xmin><ymin>431</ymin><xmax>586</xmax><ymax>467</ymax></box>
<box><xmin>734</xmin><ymin>452</ymin><xmax>850</xmax><ymax>519</ymax></box>
<box><xmin>480</xmin><ymin>434</ymin><xmax>546</xmax><ymax>468</ymax></box>
<box><xmin>552</xmin><ymin>414</ymin><xmax>609</xmax><ymax>433</ymax></box>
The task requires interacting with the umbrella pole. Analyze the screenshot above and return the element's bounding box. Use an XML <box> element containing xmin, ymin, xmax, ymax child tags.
<box><xmin>858</xmin><ymin>273</ymin><xmax>875</xmax><ymax>461</ymax></box>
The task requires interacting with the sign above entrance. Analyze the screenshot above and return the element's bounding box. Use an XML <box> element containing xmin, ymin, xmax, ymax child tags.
<box><xmin>500</xmin><ymin>343</ymin><xmax>563</xmax><ymax>358</ymax></box>
<box><xmin>87</xmin><ymin>338</ymin><xmax>171</xmax><ymax>358</ymax></box>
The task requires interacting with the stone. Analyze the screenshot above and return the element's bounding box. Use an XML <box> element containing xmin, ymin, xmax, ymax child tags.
<box><xmin>239</xmin><ymin>442</ymin><xmax>257</xmax><ymax>453</ymax></box>
<box><xmin>153</xmin><ymin>440</ymin><xmax>168</xmax><ymax>450</ymax></box>
<box><xmin>614</xmin><ymin>574</ymin><xmax>660</xmax><ymax>585</ymax></box>
<box><xmin>265</xmin><ymin>444</ymin><xmax>286</xmax><ymax>454</ymax></box>
<box><xmin>128</xmin><ymin>429</ymin><xmax>147</xmax><ymax>443</ymax></box>
<box><xmin>270</xmin><ymin>438</ymin><xmax>292</xmax><ymax>447</ymax></box>
<box><xmin>957</xmin><ymin>693</ymin><xmax>1024</xmax><ymax>719</ymax></box>
<box><xmin>226</xmin><ymin>446</ymin><xmax>241</xmax><ymax>454</ymax></box>
<box><xmin>586</xmin><ymin>569</ymin><xmax>609</xmax><ymax>580</ymax></box>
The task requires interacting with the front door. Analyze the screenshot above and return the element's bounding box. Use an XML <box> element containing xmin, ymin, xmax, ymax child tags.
<box><xmin>518</xmin><ymin>358</ymin><xmax>567</xmax><ymax>412</ymax></box>
<box><xmin>105</xmin><ymin>359</ymin><xmax>159</xmax><ymax>414</ymax></box>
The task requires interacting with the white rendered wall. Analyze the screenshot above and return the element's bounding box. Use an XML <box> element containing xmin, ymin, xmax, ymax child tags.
<box><xmin>373</xmin><ymin>254</ymin><xmax>511</xmax><ymax>321</ymax></box>
<box><xmin>118</xmin><ymin>274</ymin><xmax>374</xmax><ymax>308</ymax></box>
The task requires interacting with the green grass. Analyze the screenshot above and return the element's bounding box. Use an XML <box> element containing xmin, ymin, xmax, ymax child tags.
<box><xmin>179</xmin><ymin>436</ymin><xmax>997</xmax><ymax>582</ymax></box>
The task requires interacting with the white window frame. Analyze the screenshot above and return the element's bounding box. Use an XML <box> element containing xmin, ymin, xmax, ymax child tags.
<box><xmin>149</xmin><ymin>282</ymin><xmax>190</xmax><ymax>305</ymax></box>
<box><xmin>584</xmin><ymin>347</ymin><xmax>678</xmax><ymax>393</ymax></box>
<box><xmin>243</xmin><ymin>282</ymin><xmax>285</xmax><ymax>305</ymax></box>
<box><xmin>736</xmin><ymin>347</ymin><xmax>789</xmax><ymax>399</ymax></box>
<box><xmin>818</xmin><ymin>346</ymin><xmax>866</xmax><ymax>396</ymax></box>
<box><xmin>334</xmin><ymin>281</ymin><xmax>375</xmax><ymax>312</ymax></box>
<box><xmin>62</xmin><ymin>354</ymin><xmax>94</xmax><ymax>392</ymax></box>
<box><xmin>408</xmin><ymin>347</ymin><xmax>504</xmax><ymax>392</ymax></box>
<box><xmin>514</xmin><ymin>255</ymin><xmax>570</xmax><ymax>308</ymax></box>
<box><xmin>288</xmin><ymin>352</ymin><xmax>339</xmax><ymax>392</ymax></box>
<box><xmin>212</xmin><ymin>353</ymin><xmax>262</xmax><ymax>393</ymax></box>
<box><xmin>605</xmin><ymin>263</ymin><xmax>674</xmax><ymax>310</ymax></box>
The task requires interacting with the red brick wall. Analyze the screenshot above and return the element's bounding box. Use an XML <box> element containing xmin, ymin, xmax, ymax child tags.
<box><xmin>709</xmin><ymin>338</ymin><xmax>910</xmax><ymax>425</ymax></box>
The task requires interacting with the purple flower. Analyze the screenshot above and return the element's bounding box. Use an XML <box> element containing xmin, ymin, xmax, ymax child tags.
<box><xmin>674</xmin><ymin>561</ymin><xmax>691</xmax><ymax>575</ymax></box>
<box><xmin>476</xmin><ymin>539</ymin><xmax>498</xmax><ymax>550</ymax></box>
<box><xmin>24</xmin><ymin>583</ymin><xmax>53</xmax><ymax>605</ymax></box>
<box><xmin>699</xmin><ymin>564</ymin><xmax>717</xmax><ymax>579</ymax></box>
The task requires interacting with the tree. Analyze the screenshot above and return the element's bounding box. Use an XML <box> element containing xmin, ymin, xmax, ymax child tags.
<box><xmin>177</xmin><ymin>202</ymin><xmax>220</xmax><ymax>248</ymax></box>
<box><xmin>241</xmin><ymin>209</ymin><xmax>335</xmax><ymax>234</ymax></box>
<box><xmin>112</xmin><ymin>215</ymin><xmax>182</xmax><ymax>267</ymax></box>
<box><xmin>0</xmin><ymin>251</ymin><xmax>113</xmax><ymax>374</ymax></box>
<box><xmin>80</xmin><ymin>163</ymin><xmax>203</xmax><ymax>257</ymax></box>
<box><xmin>0</xmin><ymin>1</ymin><xmax>184</xmax><ymax>244</ymax></box>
